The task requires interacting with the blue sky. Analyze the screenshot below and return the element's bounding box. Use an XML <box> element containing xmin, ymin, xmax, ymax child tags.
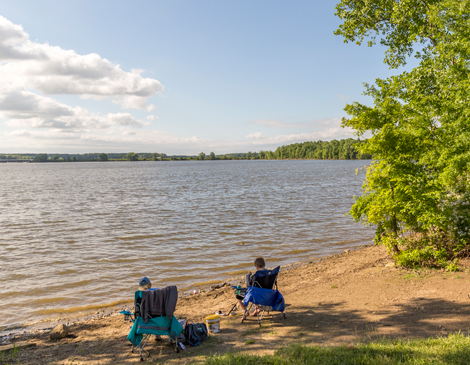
<box><xmin>0</xmin><ymin>0</ymin><xmax>413</xmax><ymax>154</ymax></box>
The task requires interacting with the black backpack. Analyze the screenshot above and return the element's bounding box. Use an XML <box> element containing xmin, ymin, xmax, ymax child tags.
<box><xmin>185</xmin><ymin>322</ymin><xmax>208</xmax><ymax>346</ymax></box>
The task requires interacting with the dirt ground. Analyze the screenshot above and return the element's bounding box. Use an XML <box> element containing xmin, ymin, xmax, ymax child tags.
<box><xmin>4</xmin><ymin>244</ymin><xmax>470</xmax><ymax>364</ymax></box>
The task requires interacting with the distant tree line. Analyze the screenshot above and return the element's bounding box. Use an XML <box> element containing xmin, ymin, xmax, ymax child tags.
<box><xmin>208</xmin><ymin>138</ymin><xmax>371</xmax><ymax>160</ymax></box>
<box><xmin>1</xmin><ymin>138</ymin><xmax>371</xmax><ymax>162</ymax></box>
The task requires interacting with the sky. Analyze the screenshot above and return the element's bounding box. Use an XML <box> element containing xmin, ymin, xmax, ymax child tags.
<box><xmin>0</xmin><ymin>0</ymin><xmax>413</xmax><ymax>155</ymax></box>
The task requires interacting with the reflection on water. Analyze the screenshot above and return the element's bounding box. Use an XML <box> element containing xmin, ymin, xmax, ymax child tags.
<box><xmin>0</xmin><ymin>160</ymin><xmax>373</xmax><ymax>331</ymax></box>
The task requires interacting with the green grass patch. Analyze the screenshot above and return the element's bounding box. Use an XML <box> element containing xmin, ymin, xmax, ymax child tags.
<box><xmin>205</xmin><ymin>333</ymin><xmax>470</xmax><ymax>364</ymax></box>
<box><xmin>244</xmin><ymin>339</ymin><xmax>255</xmax><ymax>345</ymax></box>
<box><xmin>240</xmin><ymin>327</ymin><xmax>261</xmax><ymax>337</ymax></box>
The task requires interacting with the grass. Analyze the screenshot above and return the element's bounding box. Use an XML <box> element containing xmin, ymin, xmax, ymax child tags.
<box><xmin>239</xmin><ymin>327</ymin><xmax>261</xmax><ymax>337</ymax></box>
<box><xmin>205</xmin><ymin>333</ymin><xmax>470</xmax><ymax>364</ymax></box>
<box><xmin>0</xmin><ymin>344</ymin><xmax>21</xmax><ymax>365</ymax></box>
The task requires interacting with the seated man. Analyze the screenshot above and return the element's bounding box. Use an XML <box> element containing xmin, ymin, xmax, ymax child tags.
<box><xmin>236</xmin><ymin>257</ymin><xmax>266</xmax><ymax>316</ymax></box>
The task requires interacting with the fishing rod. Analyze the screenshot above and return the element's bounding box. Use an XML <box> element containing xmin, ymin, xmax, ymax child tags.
<box><xmin>264</xmin><ymin>249</ymin><xmax>278</xmax><ymax>266</ymax></box>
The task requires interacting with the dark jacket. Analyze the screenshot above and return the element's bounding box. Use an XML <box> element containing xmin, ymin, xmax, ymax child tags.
<box><xmin>141</xmin><ymin>286</ymin><xmax>178</xmax><ymax>323</ymax></box>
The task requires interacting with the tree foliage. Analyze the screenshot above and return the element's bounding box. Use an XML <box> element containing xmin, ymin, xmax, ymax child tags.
<box><xmin>336</xmin><ymin>0</ymin><xmax>470</xmax><ymax>267</ymax></box>
<box><xmin>126</xmin><ymin>152</ymin><xmax>139</xmax><ymax>161</ymax></box>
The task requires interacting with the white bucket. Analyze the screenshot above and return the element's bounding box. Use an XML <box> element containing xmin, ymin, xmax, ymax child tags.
<box><xmin>205</xmin><ymin>314</ymin><xmax>220</xmax><ymax>333</ymax></box>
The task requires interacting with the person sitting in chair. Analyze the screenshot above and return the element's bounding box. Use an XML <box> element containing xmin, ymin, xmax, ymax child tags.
<box><xmin>138</xmin><ymin>277</ymin><xmax>152</xmax><ymax>291</ymax></box>
<box><xmin>137</xmin><ymin>277</ymin><xmax>162</xmax><ymax>341</ymax></box>
<box><xmin>236</xmin><ymin>257</ymin><xmax>266</xmax><ymax>316</ymax></box>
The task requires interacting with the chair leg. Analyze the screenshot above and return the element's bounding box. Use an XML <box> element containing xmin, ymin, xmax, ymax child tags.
<box><xmin>241</xmin><ymin>303</ymin><xmax>252</xmax><ymax>323</ymax></box>
<box><xmin>135</xmin><ymin>334</ymin><xmax>151</xmax><ymax>361</ymax></box>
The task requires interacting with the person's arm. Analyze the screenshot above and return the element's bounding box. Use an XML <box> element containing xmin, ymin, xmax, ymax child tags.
<box><xmin>245</xmin><ymin>272</ymin><xmax>252</xmax><ymax>287</ymax></box>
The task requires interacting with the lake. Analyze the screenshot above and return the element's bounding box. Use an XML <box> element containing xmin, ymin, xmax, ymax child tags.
<box><xmin>0</xmin><ymin>160</ymin><xmax>374</xmax><ymax>333</ymax></box>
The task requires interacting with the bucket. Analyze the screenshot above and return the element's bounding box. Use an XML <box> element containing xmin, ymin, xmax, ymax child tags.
<box><xmin>205</xmin><ymin>314</ymin><xmax>221</xmax><ymax>333</ymax></box>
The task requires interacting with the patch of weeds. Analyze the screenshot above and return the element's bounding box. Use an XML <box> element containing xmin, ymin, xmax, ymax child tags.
<box><xmin>9</xmin><ymin>344</ymin><xmax>20</xmax><ymax>362</ymax></box>
<box><xmin>453</xmin><ymin>275</ymin><xmax>463</xmax><ymax>279</ymax></box>
<box><xmin>244</xmin><ymin>339</ymin><xmax>255</xmax><ymax>345</ymax></box>
<box><xmin>268</xmin><ymin>331</ymin><xmax>277</xmax><ymax>335</ymax></box>
<box><xmin>331</xmin><ymin>285</ymin><xmax>338</xmax><ymax>289</ymax></box>
<box><xmin>403</xmin><ymin>274</ymin><xmax>417</xmax><ymax>280</ymax></box>
<box><xmin>296</xmin><ymin>331</ymin><xmax>304</xmax><ymax>337</ymax></box>
<box><xmin>240</xmin><ymin>327</ymin><xmax>261</xmax><ymax>337</ymax></box>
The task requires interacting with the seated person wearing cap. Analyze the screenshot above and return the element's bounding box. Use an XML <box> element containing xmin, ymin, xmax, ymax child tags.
<box><xmin>137</xmin><ymin>277</ymin><xmax>162</xmax><ymax>341</ymax></box>
<box><xmin>138</xmin><ymin>277</ymin><xmax>152</xmax><ymax>291</ymax></box>
<box><xmin>236</xmin><ymin>257</ymin><xmax>265</xmax><ymax>316</ymax></box>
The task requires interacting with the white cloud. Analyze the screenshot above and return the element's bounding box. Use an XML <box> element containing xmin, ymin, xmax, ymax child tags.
<box><xmin>0</xmin><ymin>14</ymin><xmax>161</xmax><ymax>150</ymax></box>
<box><xmin>0</xmin><ymin>87</ymin><xmax>148</xmax><ymax>130</ymax></box>
<box><xmin>246</xmin><ymin>132</ymin><xmax>265</xmax><ymax>139</ymax></box>
<box><xmin>0</xmin><ymin>15</ymin><xmax>163</xmax><ymax>109</ymax></box>
<box><xmin>244</xmin><ymin>127</ymin><xmax>355</xmax><ymax>146</ymax></box>
<box><xmin>146</xmin><ymin>115</ymin><xmax>159</xmax><ymax>121</ymax></box>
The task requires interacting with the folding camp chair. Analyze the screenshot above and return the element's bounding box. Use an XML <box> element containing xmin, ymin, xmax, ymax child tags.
<box><xmin>121</xmin><ymin>287</ymin><xmax>183</xmax><ymax>361</ymax></box>
<box><xmin>228</xmin><ymin>266</ymin><xmax>286</xmax><ymax>326</ymax></box>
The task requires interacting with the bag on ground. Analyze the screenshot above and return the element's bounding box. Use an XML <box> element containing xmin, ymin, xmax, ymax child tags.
<box><xmin>185</xmin><ymin>322</ymin><xmax>208</xmax><ymax>346</ymax></box>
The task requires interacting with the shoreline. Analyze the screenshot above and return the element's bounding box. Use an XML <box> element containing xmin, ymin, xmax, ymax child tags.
<box><xmin>6</xmin><ymin>242</ymin><xmax>470</xmax><ymax>364</ymax></box>
<box><xmin>0</xmin><ymin>244</ymin><xmax>372</xmax><ymax>343</ymax></box>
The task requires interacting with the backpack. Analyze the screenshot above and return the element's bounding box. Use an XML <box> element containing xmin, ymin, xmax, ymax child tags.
<box><xmin>185</xmin><ymin>322</ymin><xmax>208</xmax><ymax>346</ymax></box>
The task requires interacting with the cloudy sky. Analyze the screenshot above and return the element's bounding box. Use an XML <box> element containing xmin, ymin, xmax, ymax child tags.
<box><xmin>0</xmin><ymin>0</ymin><xmax>410</xmax><ymax>154</ymax></box>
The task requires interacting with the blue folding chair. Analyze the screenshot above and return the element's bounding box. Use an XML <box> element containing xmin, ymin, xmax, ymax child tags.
<box><xmin>239</xmin><ymin>266</ymin><xmax>286</xmax><ymax>325</ymax></box>
<box><xmin>121</xmin><ymin>287</ymin><xmax>183</xmax><ymax>361</ymax></box>
<box><xmin>242</xmin><ymin>286</ymin><xmax>286</xmax><ymax>325</ymax></box>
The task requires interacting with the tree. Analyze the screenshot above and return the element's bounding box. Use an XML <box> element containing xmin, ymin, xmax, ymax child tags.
<box><xmin>34</xmin><ymin>153</ymin><xmax>48</xmax><ymax>162</ymax></box>
<box><xmin>209</xmin><ymin>152</ymin><xmax>216</xmax><ymax>160</ymax></box>
<box><xmin>198</xmin><ymin>152</ymin><xmax>206</xmax><ymax>160</ymax></box>
<box><xmin>335</xmin><ymin>0</ymin><xmax>470</xmax><ymax>267</ymax></box>
<box><xmin>99</xmin><ymin>153</ymin><xmax>108</xmax><ymax>161</ymax></box>
<box><xmin>246</xmin><ymin>151</ymin><xmax>252</xmax><ymax>160</ymax></box>
<box><xmin>126</xmin><ymin>152</ymin><xmax>139</xmax><ymax>161</ymax></box>
<box><xmin>152</xmin><ymin>153</ymin><xmax>160</xmax><ymax>161</ymax></box>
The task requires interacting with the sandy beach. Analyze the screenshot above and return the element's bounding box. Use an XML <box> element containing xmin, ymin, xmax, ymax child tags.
<box><xmin>3</xmin><ymin>243</ymin><xmax>470</xmax><ymax>364</ymax></box>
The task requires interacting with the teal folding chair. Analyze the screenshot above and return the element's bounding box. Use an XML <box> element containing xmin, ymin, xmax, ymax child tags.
<box><xmin>121</xmin><ymin>287</ymin><xmax>183</xmax><ymax>361</ymax></box>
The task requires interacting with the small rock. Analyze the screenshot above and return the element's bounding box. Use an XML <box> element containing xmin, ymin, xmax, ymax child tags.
<box><xmin>344</xmin><ymin>249</ymin><xmax>350</xmax><ymax>253</ymax></box>
<box><xmin>49</xmin><ymin>324</ymin><xmax>69</xmax><ymax>340</ymax></box>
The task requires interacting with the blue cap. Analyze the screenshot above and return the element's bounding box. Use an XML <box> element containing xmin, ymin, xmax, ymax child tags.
<box><xmin>139</xmin><ymin>277</ymin><xmax>150</xmax><ymax>286</ymax></box>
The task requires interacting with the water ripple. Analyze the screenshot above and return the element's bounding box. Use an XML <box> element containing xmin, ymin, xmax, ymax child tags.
<box><xmin>0</xmin><ymin>160</ymin><xmax>373</xmax><ymax>331</ymax></box>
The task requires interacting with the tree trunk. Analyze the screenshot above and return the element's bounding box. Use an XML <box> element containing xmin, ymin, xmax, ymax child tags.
<box><xmin>389</xmin><ymin>182</ymin><xmax>400</xmax><ymax>254</ymax></box>
<box><xmin>391</xmin><ymin>214</ymin><xmax>400</xmax><ymax>254</ymax></box>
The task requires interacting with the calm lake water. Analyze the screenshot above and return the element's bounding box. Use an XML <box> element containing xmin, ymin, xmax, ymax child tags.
<box><xmin>0</xmin><ymin>160</ymin><xmax>373</xmax><ymax>333</ymax></box>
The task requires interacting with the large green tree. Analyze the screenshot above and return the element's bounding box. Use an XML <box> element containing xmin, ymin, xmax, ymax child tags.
<box><xmin>336</xmin><ymin>0</ymin><xmax>470</xmax><ymax>266</ymax></box>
